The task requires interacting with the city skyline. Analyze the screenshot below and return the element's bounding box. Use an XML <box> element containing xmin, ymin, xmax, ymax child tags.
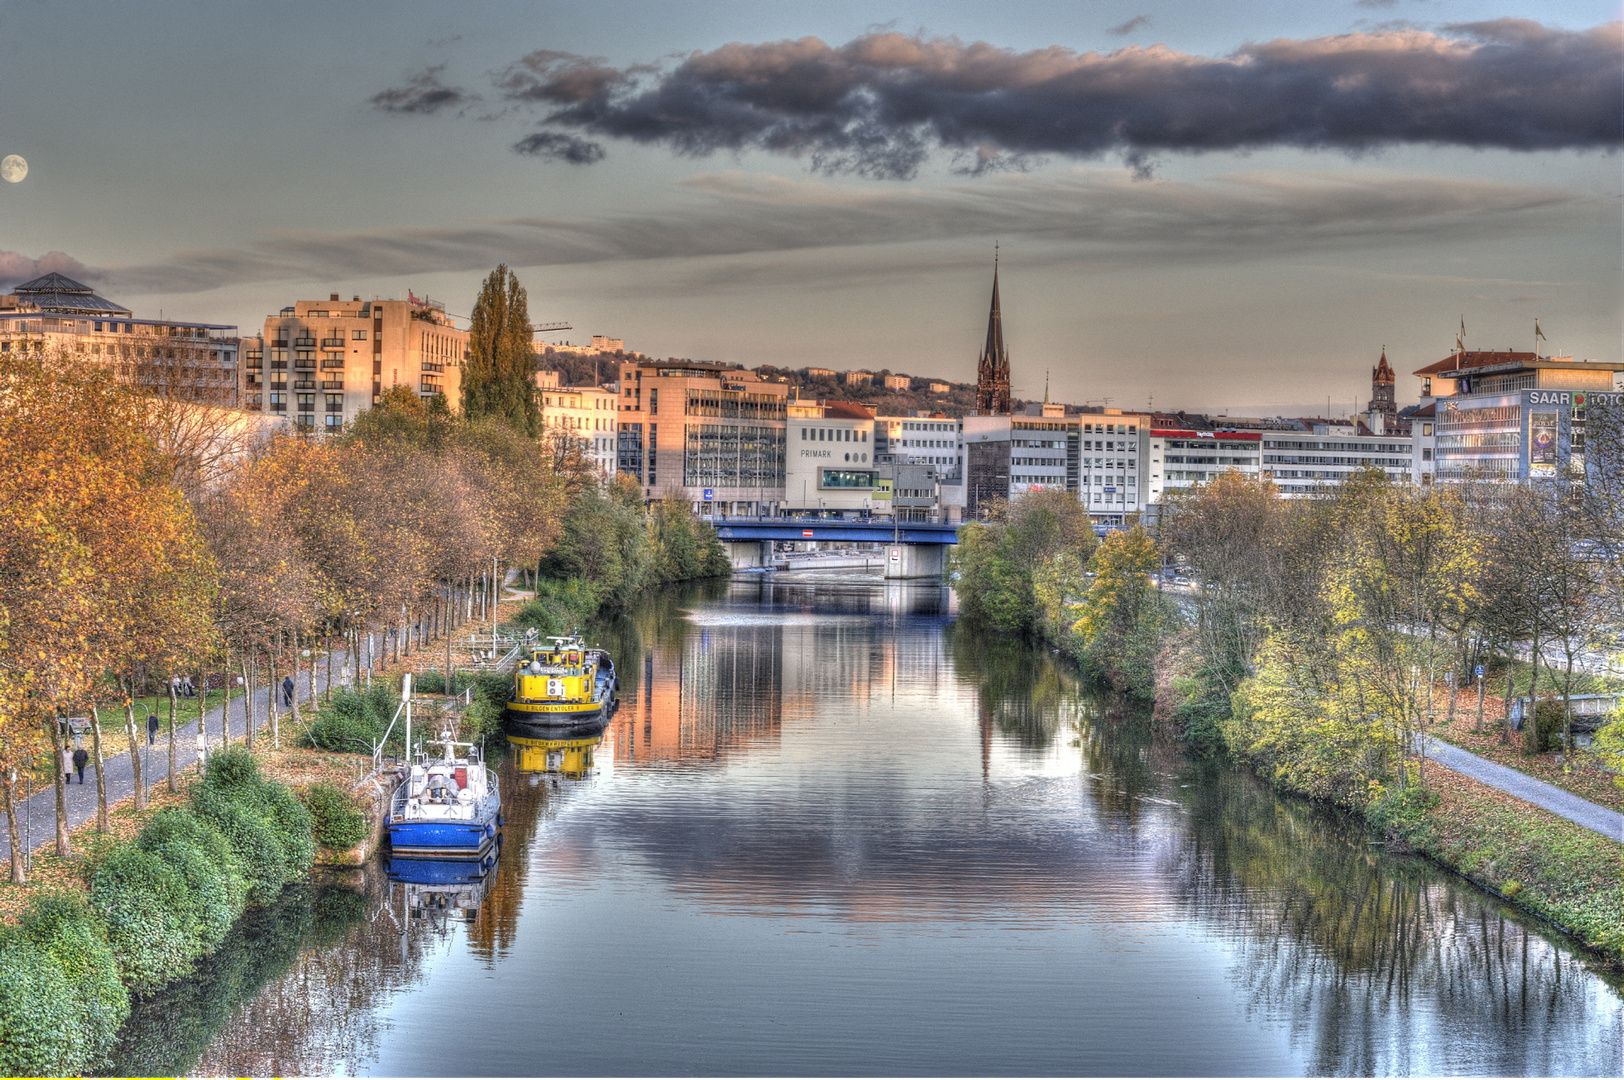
<box><xmin>0</xmin><ymin>0</ymin><xmax>1617</xmax><ymax>415</ymax></box>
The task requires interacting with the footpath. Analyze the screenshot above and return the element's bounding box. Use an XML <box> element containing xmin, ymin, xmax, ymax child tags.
<box><xmin>1417</xmin><ymin>734</ymin><xmax>1623</xmax><ymax>841</ymax></box>
<box><xmin>0</xmin><ymin>647</ymin><xmax>353</xmax><ymax>866</ymax></box>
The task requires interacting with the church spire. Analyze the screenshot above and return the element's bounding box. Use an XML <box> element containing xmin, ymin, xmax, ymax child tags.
<box><xmin>975</xmin><ymin>254</ymin><xmax>1011</xmax><ymax>415</ymax></box>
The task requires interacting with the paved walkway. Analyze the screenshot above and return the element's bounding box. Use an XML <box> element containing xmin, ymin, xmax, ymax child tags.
<box><xmin>0</xmin><ymin>647</ymin><xmax>362</xmax><ymax>866</ymax></box>
<box><xmin>1417</xmin><ymin>734</ymin><xmax>1624</xmax><ymax>841</ymax></box>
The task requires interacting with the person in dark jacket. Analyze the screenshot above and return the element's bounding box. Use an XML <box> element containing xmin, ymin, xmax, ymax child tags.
<box><xmin>72</xmin><ymin>747</ymin><xmax>89</xmax><ymax>783</ymax></box>
<box><xmin>282</xmin><ymin>675</ymin><xmax>295</xmax><ymax>708</ymax></box>
<box><xmin>147</xmin><ymin>713</ymin><xmax>160</xmax><ymax>745</ymax></box>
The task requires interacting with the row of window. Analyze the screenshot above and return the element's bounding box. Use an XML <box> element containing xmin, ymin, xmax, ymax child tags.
<box><xmin>799</xmin><ymin>427</ymin><xmax>869</xmax><ymax>443</ymax></box>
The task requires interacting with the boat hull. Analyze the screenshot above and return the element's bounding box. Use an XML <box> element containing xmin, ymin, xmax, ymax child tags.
<box><xmin>387</xmin><ymin>815</ymin><xmax>499</xmax><ymax>859</ymax></box>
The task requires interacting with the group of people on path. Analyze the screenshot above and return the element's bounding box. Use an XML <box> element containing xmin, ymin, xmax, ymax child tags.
<box><xmin>52</xmin><ymin>672</ymin><xmax>302</xmax><ymax>790</ymax></box>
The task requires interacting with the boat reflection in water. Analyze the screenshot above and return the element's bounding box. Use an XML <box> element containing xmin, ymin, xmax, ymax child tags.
<box><xmin>509</xmin><ymin>722</ymin><xmax>606</xmax><ymax>785</ymax></box>
<box><xmin>387</xmin><ymin>849</ymin><xmax>500</xmax><ymax>931</ymax></box>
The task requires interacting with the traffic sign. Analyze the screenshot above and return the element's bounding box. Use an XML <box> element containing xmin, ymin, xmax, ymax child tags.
<box><xmin>703</xmin><ymin>489</ymin><xmax>713</xmax><ymax>500</ymax></box>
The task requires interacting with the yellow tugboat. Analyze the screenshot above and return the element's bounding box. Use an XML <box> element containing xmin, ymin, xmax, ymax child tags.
<box><xmin>505</xmin><ymin>633</ymin><xmax>616</xmax><ymax>732</ymax></box>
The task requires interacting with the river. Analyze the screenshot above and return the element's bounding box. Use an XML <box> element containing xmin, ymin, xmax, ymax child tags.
<box><xmin>105</xmin><ymin>575</ymin><xmax>1623</xmax><ymax>1077</ymax></box>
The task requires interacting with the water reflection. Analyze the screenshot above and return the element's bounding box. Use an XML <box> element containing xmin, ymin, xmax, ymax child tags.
<box><xmin>387</xmin><ymin>852</ymin><xmax>500</xmax><ymax>932</ymax></box>
<box><xmin>118</xmin><ymin>576</ymin><xmax>1620</xmax><ymax>1077</ymax></box>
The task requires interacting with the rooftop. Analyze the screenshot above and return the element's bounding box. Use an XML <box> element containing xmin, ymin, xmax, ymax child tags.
<box><xmin>6</xmin><ymin>272</ymin><xmax>133</xmax><ymax>316</ymax></box>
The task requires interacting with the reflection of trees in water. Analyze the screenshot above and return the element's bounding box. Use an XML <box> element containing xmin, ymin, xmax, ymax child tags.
<box><xmin>1167</xmin><ymin>762</ymin><xmax>1624</xmax><ymax>1076</ymax></box>
<box><xmin>179</xmin><ymin>860</ymin><xmax>444</xmax><ymax>1077</ymax></box>
<box><xmin>102</xmin><ymin>876</ymin><xmax>372</xmax><ymax>1077</ymax></box>
<box><xmin>948</xmin><ymin>622</ymin><xmax>1075</xmax><ymax>750</ymax></box>
<box><xmin>467</xmin><ymin>755</ymin><xmax>556</xmax><ymax>962</ymax></box>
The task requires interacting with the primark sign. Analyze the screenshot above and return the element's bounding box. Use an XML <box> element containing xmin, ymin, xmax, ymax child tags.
<box><xmin>1526</xmin><ymin>390</ymin><xmax>1623</xmax><ymax>406</ymax></box>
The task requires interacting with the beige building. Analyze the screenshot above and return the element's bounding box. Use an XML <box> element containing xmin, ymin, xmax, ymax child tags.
<box><xmin>785</xmin><ymin>401</ymin><xmax>879</xmax><ymax>514</ymax></box>
<box><xmin>882</xmin><ymin>374</ymin><xmax>910</xmax><ymax>390</ymax></box>
<box><xmin>541</xmin><ymin>384</ymin><xmax>619</xmax><ymax>479</ymax></box>
<box><xmin>615</xmin><ymin>359</ymin><xmax>789</xmax><ymax>513</ymax></box>
<box><xmin>0</xmin><ymin>272</ymin><xmax>240</xmax><ymax>404</ymax></box>
<box><xmin>242</xmin><ymin>293</ymin><xmax>467</xmax><ymax>433</ymax></box>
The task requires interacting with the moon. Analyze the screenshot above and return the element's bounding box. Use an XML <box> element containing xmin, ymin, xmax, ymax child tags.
<box><xmin>1</xmin><ymin>155</ymin><xmax>26</xmax><ymax>183</ymax></box>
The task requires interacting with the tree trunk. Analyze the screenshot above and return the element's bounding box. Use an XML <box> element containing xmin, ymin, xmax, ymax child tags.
<box><xmin>198</xmin><ymin>668</ymin><xmax>209</xmax><ymax>756</ymax></box>
<box><xmin>267</xmin><ymin>648</ymin><xmax>281</xmax><ymax>751</ymax></box>
<box><xmin>167</xmin><ymin>682</ymin><xmax>179</xmax><ymax>793</ymax></box>
<box><xmin>290</xmin><ymin>637</ymin><xmax>302</xmax><ymax>741</ymax></box>
<box><xmin>89</xmin><ymin>706</ymin><xmax>109</xmax><ymax>832</ymax></box>
<box><xmin>1522</xmin><ymin>637</ymin><xmax>1542</xmax><ymax>755</ymax></box>
<box><xmin>308</xmin><ymin>638</ymin><xmax>318</xmax><ymax>704</ymax></box>
<box><xmin>47</xmin><ymin>714</ymin><xmax>70</xmax><ymax>858</ymax></box>
<box><xmin>123</xmin><ymin>689</ymin><xmax>145</xmax><ymax>812</ymax></box>
<box><xmin>2</xmin><ymin>769</ymin><xmax>25</xmax><ymax>884</ymax></box>
<box><xmin>325</xmin><ymin>627</ymin><xmax>335</xmax><ymax>702</ymax></box>
<box><xmin>242</xmin><ymin>652</ymin><xmax>255</xmax><ymax>751</ymax></box>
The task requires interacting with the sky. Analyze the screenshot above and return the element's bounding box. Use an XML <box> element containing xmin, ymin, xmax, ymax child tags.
<box><xmin>0</xmin><ymin>0</ymin><xmax>1617</xmax><ymax>416</ymax></box>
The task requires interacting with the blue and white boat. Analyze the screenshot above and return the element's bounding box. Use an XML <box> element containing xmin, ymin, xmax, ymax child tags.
<box><xmin>386</xmin><ymin>733</ymin><xmax>501</xmax><ymax>859</ymax></box>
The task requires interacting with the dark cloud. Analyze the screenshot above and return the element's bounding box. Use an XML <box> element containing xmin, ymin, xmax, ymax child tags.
<box><xmin>1107</xmin><ymin>15</ymin><xmax>1151</xmax><ymax>35</ymax></box>
<box><xmin>454</xmin><ymin>22</ymin><xmax>1620</xmax><ymax>178</ymax></box>
<box><xmin>99</xmin><ymin>169</ymin><xmax>1583</xmax><ymax>294</ymax></box>
<box><xmin>370</xmin><ymin>64</ymin><xmax>477</xmax><ymax>115</ymax></box>
<box><xmin>513</xmin><ymin>130</ymin><xmax>606</xmax><ymax>164</ymax></box>
<box><xmin>0</xmin><ymin>250</ymin><xmax>92</xmax><ymax>287</ymax></box>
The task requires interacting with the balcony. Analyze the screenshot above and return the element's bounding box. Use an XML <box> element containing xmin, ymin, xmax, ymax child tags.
<box><xmin>293</xmin><ymin>337</ymin><xmax>315</xmax><ymax>347</ymax></box>
<box><xmin>321</xmin><ymin>379</ymin><xmax>344</xmax><ymax>390</ymax></box>
<box><xmin>320</xmin><ymin>358</ymin><xmax>345</xmax><ymax>370</ymax></box>
<box><xmin>422</xmin><ymin>361</ymin><xmax>445</xmax><ymax>374</ymax></box>
<box><xmin>294</xmin><ymin>360</ymin><xmax>316</xmax><ymax>372</ymax></box>
<box><xmin>270</xmin><ymin>339</ymin><xmax>288</xmax><ymax>348</ymax></box>
<box><xmin>294</xmin><ymin>379</ymin><xmax>316</xmax><ymax>390</ymax></box>
<box><xmin>419</xmin><ymin>380</ymin><xmax>442</xmax><ymax>394</ymax></box>
<box><xmin>320</xmin><ymin>337</ymin><xmax>345</xmax><ymax>348</ymax></box>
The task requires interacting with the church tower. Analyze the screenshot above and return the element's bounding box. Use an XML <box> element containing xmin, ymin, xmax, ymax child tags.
<box><xmin>974</xmin><ymin>263</ymin><xmax>1011</xmax><ymax>415</ymax></box>
<box><xmin>1368</xmin><ymin>349</ymin><xmax>1397</xmax><ymax>425</ymax></box>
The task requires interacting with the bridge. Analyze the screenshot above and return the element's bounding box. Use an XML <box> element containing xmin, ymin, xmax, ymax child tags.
<box><xmin>707</xmin><ymin>516</ymin><xmax>959</xmax><ymax>579</ymax></box>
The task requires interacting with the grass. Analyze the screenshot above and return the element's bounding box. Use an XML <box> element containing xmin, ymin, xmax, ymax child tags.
<box><xmin>1381</xmin><ymin>767</ymin><xmax>1624</xmax><ymax>964</ymax></box>
<box><xmin>1422</xmin><ymin>683</ymin><xmax>1621</xmax><ymax>810</ymax></box>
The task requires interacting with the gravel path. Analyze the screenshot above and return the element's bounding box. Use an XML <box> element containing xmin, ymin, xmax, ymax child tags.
<box><xmin>0</xmin><ymin>648</ymin><xmax>358</xmax><ymax>866</ymax></box>
<box><xmin>1417</xmin><ymin>734</ymin><xmax>1624</xmax><ymax>841</ymax></box>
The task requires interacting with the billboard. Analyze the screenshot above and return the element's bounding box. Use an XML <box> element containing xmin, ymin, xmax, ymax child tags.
<box><xmin>1529</xmin><ymin>411</ymin><xmax>1558</xmax><ymax>477</ymax></box>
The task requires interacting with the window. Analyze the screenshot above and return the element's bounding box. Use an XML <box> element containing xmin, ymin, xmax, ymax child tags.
<box><xmin>325</xmin><ymin>414</ymin><xmax>343</xmax><ymax>429</ymax></box>
<box><xmin>352</xmin><ymin>329</ymin><xmax>367</xmax><ymax>340</ymax></box>
<box><xmin>296</xmin><ymin>393</ymin><xmax>316</xmax><ymax>408</ymax></box>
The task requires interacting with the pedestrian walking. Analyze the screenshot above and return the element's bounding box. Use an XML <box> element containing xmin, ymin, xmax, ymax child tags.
<box><xmin>171</xmin><ymin>674</ymin><xmax>182</xmax><ymax>698</ymax></box>
<box><xmin>183</xmin><ymin>675</ymin><xmax>196</xmax><ymax>698</ymax></box>
<box><xmin>147</xmin><ymin>713</ymin><xmax>159</xmax><ymax>745</ymax></box>
<box><xmin>62</xmin><ymin>747</ymin><xmax>72</xmax><ymax>784</ymax></box>
<box><xmin>282</xmin><ymin>675</ymin><xmax>294</xmax><ymax>708</ymax></box>
<box><xmin>72</xmin><ymin>747</ymin><xmax>88</xmax><ymax>784</ymax></box>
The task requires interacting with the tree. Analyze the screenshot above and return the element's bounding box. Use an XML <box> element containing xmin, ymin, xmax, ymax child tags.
<box><xmin>1073</xmin><ymin>524</ymin><xmax>1167</xmax><ymax>695</ymax></box>
<box><xmin>463</xmin><ymin>265</ymin><xmax>539</xmax><ymax>435</ymax></box>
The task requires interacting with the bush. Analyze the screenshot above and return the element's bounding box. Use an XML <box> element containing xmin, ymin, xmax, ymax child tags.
<box><xmin>302</xmin><ymin>682</ymin><xmax>399</xmax><ymax>753</ymax></box>
<box><xmin>88</xmin><ymin>843</ymin><xmax>199</xmax><ymax>994</ymax></box>
<box><xmin>190</xmin><ymin>747</ymin><xmax>315</xmax><ymax>903</ymax></box>
<box><xmin>0</xmin><ymin>893</ymin><xmax>128</xmax><ymax>1076</ymax></box>
<box><xmin>1530</xmin><ymin>697</ymin><xmax>1567</xmax><ymax>752</ymax></box>
<box><xmin>302</xmin><ymin>782</ymin><xmax>370</xmax><ymax>848</ymax></box>
<box><xmin>413</xmin><ymin>670</ymin><xmax>475</xmax><ymax>695</ymax></box>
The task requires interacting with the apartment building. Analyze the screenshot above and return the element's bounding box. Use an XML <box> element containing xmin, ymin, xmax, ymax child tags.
<box><xmin>541</xmin><ymin>384</ymin><xmax>619</xmax><ymax>479</ymax></box>
<box><xmin>0</xmin><ymin>272</ymin><xmax>239</xmax><ymax>404</ymax></box>
<box><xmin>241</xmin><ymin>293</ymin><xmax>467</xmax><ymax>432</ymax></box>
<box><xmin>616</xmin><ymin>359</ymin><xmax>789</xmax><ymax>514</ymax></box>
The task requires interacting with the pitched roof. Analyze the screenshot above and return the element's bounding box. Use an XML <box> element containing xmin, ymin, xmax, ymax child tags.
<box><xmin>1411</xmin><ymin>351</ymin><xmax>1535</xmax><ymax>378</ymax></box>
<box><xmin>8</xmin><ymin>272</ymin><xmax>132</xmax><ymax>316</ymax></box>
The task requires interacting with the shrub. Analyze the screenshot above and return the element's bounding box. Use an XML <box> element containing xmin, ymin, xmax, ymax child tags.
<box><xmin>302</xmin><ymin>682</ymin><xmax>399</xmax><ymax>753</ymax></box>
<box><xmin>190</xmin><ymin>747</ymin><xmax>315</xmax><ymax>902</ymax></box>
<box><xmin>1530</xmin><ymin>697</ymin><xmax>1567</xmax><ymax>752</ymax></box>
<box><xmin>88</xmin><ymin>843</ymin><xmax>198</xmax><ymax>994</ymax></box>
<box><xmin>0</xmin><ymin>893</ymin><xmax>128</xmax><ymax>1076</ymax></box>
<box><xmin>135</xmin><ymin>808</ymin><xmax>248</xmax><ymax>951</ymax></box>
<box><xmin>413</xmin><ymin>670</ymin><xmax>475</xmax><ymax>695</ymax></box>
<box><xmin>302</xmin><ymin>782</ymin><xmax>370</xmax><ymax>848</ymax></box>
<box><xmin>463</xmin><ymin>697</ymin><xmax>503</xmax><ymax>739</ymax></box>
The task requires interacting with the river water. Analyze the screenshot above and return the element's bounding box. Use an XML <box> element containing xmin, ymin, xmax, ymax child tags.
<box><xmin>107</xmin><ymin>576</ymin><xmax>1623</xmax><ymax>1077</ymax></box>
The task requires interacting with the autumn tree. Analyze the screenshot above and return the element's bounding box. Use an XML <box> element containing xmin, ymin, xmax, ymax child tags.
<box><xmin>463</xmin><ymin>265</ymin><xmax>539</xmax><ymax>435</ymax></box>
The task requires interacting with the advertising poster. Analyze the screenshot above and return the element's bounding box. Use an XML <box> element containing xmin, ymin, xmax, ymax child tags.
<box><xmin>1529</xmin><ymin>411</ymin><xmax>1558</xmax><ymax>476</ymax></box>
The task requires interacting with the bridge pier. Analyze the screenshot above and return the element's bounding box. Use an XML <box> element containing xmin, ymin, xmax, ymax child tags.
<box><xmin>883</xmin><ymin>543</ymin><xmax>946</xmax><ymax>581</ymax></box>
<box><xmin>724</xmin><ymin>540</ymin><xmax>772</xmax><ymax>570</ymax></box>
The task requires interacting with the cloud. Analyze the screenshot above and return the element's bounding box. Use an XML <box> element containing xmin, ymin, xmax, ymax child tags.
<box><xmin>513</xmin><ymin>130</ymin><xmax>606</xmax><ymax>164</ymax></box>
<box><xmin>370</xmin><ymin>64</ymin><xmax>477</xmax><ymax>115</ymax></box>
<box><xmin>410</xmin><ymin>21</ymin><xmax>1621</xmax><ymax>178</ymax></box>
<box><xmin>1355</xmin><ymin>0</ymin><xmax>1399</xmax><ymax>8</ymax></box>
<box><xmin>0</xmin><ymin>250</ymin><xmax>92</xmax><ymax>288</ymax></box>
<box><xmin>97</xmin><ymin>168</ymin><xmax>1584</xmax><ymax>295</ymax></box>
<box><xmin>1107</xmin><ymin>15</ymin><xmax>1151</xmax><ymax>35</ymax></box>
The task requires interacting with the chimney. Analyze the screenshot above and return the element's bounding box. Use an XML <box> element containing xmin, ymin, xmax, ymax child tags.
<box><xmin>330</xmin><ymin>293</ymin><xmax>340</xmax><ymax>301</ymax></box>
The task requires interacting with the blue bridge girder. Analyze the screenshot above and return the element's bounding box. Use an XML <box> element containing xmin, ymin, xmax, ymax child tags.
<box><xmin>709</xmin><ymin>516</ymin><xmax>959</xmax><ymax>545</ymax></box>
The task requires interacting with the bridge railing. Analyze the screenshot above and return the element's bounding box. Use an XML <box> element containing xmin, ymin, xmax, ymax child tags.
<box><xmin>703</xmin><ymin>514</ymin><xmax>958</xmax><ymax>528</ymax></box>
